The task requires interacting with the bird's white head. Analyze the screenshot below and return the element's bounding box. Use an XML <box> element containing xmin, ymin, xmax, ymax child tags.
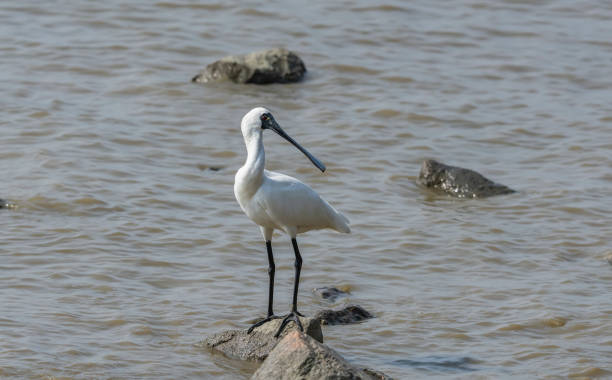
<box><xmin>240</xmin><ymin>107</ymin><xmax>271</xmax><ymax>140</ymax></box>
<box><xmin>240</xmin><ymin>107</ymin><xmax>326</xmax><ymax>172</ymax></box>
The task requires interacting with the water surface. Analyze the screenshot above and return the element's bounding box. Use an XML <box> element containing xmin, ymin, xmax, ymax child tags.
<box><xmin>1</xmin><ymin>1</ymin><xmax>612</xmax><ymax>378</ymax></box>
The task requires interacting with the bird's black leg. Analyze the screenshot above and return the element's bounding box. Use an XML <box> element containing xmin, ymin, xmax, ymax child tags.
<box><xmin>274</xmin><ymin>238</ymin><xmax>305</xmax><ymax>337</ymax></box>
<box><xmin>247</xmin><ymin>240</ymin><xmax>281</xmax><ymax>333</ymax></box>
<box><xmin>290</xmin><ymin>238</ymin><xmax>304</xmax><ymax>316</ymax></box>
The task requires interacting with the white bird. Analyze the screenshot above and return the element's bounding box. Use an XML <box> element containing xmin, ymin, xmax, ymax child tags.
<box><xmin>234</xmin><ymin>107</ymin><xmax>350</xmax><ymax>337</ymax></box>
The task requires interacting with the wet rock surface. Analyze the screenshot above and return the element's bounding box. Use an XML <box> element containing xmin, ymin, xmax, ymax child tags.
<box><xmin>192</xmin><ymin>48</ymin><xmax>306</xmax><ymax>84</ymax></box>
<box><xmin>206</xmin><ymin>309</ymin><xmax>389</xmax><ymax>378</ymax></box>
<box><xmin>417</xmin><ymin>159</ymin><xmax>516</xmax><ymax>198</ymax></box>
<box><xmin>204</xmin><ymin>316</ymin><xmax>322</xmax><ymax>361</ymax></box>
<box><xmin>313</xmin><ymin>286</ymin><xmax>350</xmax><ymax>301</ymax></box>
<box><xmin>314</xmin><ymin>305</ymin><xmax>374</xmax><ymax>325</ymax></box>
<box><xmin>251</xmin><ymin>330</ymin><xmax>385</xmax><ymax>380</ymax></box>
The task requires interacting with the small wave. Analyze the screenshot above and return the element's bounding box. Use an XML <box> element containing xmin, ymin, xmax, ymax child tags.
<box><xmin>28</xmin><ymin>110</ymin><xmax>50</xmax><ymax>118</ymax></box>
<box><xmin>352</xmin><ymin>38</ymin><xmax>379</xmax><ymax>46</ymax></box>
<box><xmin>323</xmin><ymin>64</ymin><xmax>381</xmax><ymax>75</ymax></box>
<box><xmin>130</xmin><ymin>325</ymin><xmax>153</xmax><ymax>336</ymax></box>
<box><xmin>392</xmin><ymin>355</ymin><xmax>480</xmax><ymax>372</ymax></box>
<box><xmin>405</xmin><ymin>112</ymin><xmax>442</xmax><ymax>122</ymax></box>
<box><xmin>497</xmin><ymin>317</ymin><xmax>568</xmax><ymax>332</ymax></box>
<box><xmin>70</xmin><ymin>67</ymin><xmax>113</xmax><ymax>77</ymax></box>
<box><xmin>155</xmin><ymin>2</ymin><xmax>227</xmax><ymax>10</ymax></box>
<box><xmin>371</xmin><ymin>109</ymin><xmax>402</xmax><ymax>118</ymax></box>
<box><xmin>73</xmin><ymin>197</ymin><xmax>107</xmax><ymax>206</ymax></box>
<box><xmin>351</xmin><ymin>5</ymin><xmax>412</xmax><ymax>13</ymax></box>
<box><xmin>111</xmin><ymin>137</ymin><xmax>149</xmax><ymax>146</ymax></box>
<box><xmin>568</xmin><ymin>367</ymin><xmax>611</xmax><ymax>379</ymax></box>
<box><xmin>495</xmin><ymin>64</ymin><xmax>537</xmax><ymax>73</ymax></box>
<box><xmin>137</xmin><ymin>258</ymin><xmax>176</xmax><ymax>268</ymax></box>
<box><xmin>380</xmin><ymin>75</ymin><xmax>413</xmax><ymax>83</ymax></box>
<box><xmin>237</xmin><ymin>8</ymin><xmax>278</xmax><ymax>17</ymax></box>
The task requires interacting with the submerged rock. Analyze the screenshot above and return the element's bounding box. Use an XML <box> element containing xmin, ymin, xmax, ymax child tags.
<box><xmin>204</xmin><ymin>316</ymin><xmax>322</xmax><ymax>361</ymax></box>
<box><xmin>417</xmin><ymin>159</ymin><xmax>515</xmax><ymax>198</ymax></box>
<box><xmin>313</xmin><ymin>286</ymin><xmax>350</xmax><ymax>302</ymax></box>
<box><xmin>314</xmin><ymin>305</ymin><xmax>374</xmax><ymax>325</ymax></box>
<box><xmin>363</xmin><ymin>367</ymin><xmax>395</xmax><ymax>380</ymax></box>
<box><xmin>251</xmin><ymin>330</ymin><xmax>386</xmax><ymax>380</ymax></box>
<box><xmin>0</xmin><ymin>199</ymin><xmax>16</xmax><ymax>209</ymax></box>
<box><xmin>196</xmin><ymin>164</ymin><xmax>222</xmax><ymax>172</ymax></box>
<box><xmin>192</xmin><ymin>48</ymin><xmax>306</xmax><ymax>84</ymax></box>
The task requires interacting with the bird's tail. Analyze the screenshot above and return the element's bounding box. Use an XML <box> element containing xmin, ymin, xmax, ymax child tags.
<box><xmin>332</xmin><ymin>211</ymin><xmax>351</xmax><ymax>234</ymax></box>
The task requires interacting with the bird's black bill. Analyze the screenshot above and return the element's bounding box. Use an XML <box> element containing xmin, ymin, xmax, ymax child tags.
<box><xmin>267</xmin><ymin>119</ymin><xmax>326</xmax><ymax>172</ymax></box>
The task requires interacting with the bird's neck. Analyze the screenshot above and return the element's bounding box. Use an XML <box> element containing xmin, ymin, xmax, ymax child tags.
<box><xmin>240</xmin><ymin>133</ymin><xmax>265</xmax><ymax>189</ymax></box>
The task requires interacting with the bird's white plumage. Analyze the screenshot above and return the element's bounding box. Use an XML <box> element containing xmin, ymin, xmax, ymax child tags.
<box><xmin>234</xmin><ymin>107</ymin><xmax>350</xmax><ymax>241</ymax></box>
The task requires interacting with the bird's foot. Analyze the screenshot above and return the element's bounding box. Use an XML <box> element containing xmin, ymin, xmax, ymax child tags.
<box><xmin>274</xmin><ymin>311</ymin><xmax>304</xmax><ymax>338</ymax></box>
<box><xmin>247</xmin><ymin>315</ymin><xmax>281</xmax><ymax>334</ymax></box>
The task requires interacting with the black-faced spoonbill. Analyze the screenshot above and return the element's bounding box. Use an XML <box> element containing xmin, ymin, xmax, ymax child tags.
<box><xmin>234</xmin><ymin>107</ymin><xmax>350</xmax><ymax>337</ymax></box>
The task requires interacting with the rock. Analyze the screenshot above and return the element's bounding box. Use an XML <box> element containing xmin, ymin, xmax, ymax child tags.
<box><xmin>251</xmin><ymin>330</ymin><xmax>384</xmax><ymax>380</ymax></box>
<box><xmin>192</xmin><ymin>48</ymin><xmax>306</xmax><ymax>84</ymax></box>
<box><xmin>196</xmin><ymin>164</ymin><xmax>222</xmax><ymax>172</ymax></box>
<box><xmin>314</xmin><ymin>305</ymin><xmax>374</xmax><ymax>325</ymax></box>
<box><xmin>417</xmin><ymin>159</ymin><xmax>515</xmax><ymax>198</ymax></box>
<box><xmin>313</xmin><ymin>286</ymin><xmax>350</xmax><ymax>301</ymax></box>
<box><xmin>204</xmin><ymin>316</ymin><xmax>322</xmax><ymax>361</ymax></box>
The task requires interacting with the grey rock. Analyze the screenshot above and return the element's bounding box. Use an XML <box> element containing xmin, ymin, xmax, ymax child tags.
<box><xmin>417</xmin><ymin>159</ymin><xmax>516</xmax><ymax>198</ymax></box>
<box><xmin>313</xmin><ymin>286</ymin><xmax>350</xmax><ymax>301</ymax></box>
<box><xmin>314</xmin><ymin>305</ymin><xmax>374</xmax><ymax>325</ymax></box>
<box><xmin>251</xmin><ymin>330</ymin><xmax>385</xmax><ymax>380</ymax></box>
<box><xmin>204</xmin><ymin>316</ymin><xmax>322</xmax><ymax>361</ymax></box>
<box><xmin>192</xmin><ymin>48</ymin><xmax>306</xmax><ymax>84</ymax></box>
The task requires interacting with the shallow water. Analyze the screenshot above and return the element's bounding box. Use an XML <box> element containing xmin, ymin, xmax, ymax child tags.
<box><xmin>1</xmin><ymin>1</ymin><xmax>612</xmax><ymax>378</ymax></box>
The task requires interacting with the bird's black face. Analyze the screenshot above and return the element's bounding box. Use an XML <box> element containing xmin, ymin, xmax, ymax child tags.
<box><xmin>258</xmin><ymin>112</ymin><xmax>326</xmax><ymax>173</ymax></box>
<box><xmin>259</xmin><ymin>112</ymin><xmax>274</xmax><ymax>130</ymax></box>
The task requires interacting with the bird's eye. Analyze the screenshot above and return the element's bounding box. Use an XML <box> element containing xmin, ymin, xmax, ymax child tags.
<box><xmin>260</xmin><ymin>114</ymin><xmax>269</xmax><ymax>122</ymax></box>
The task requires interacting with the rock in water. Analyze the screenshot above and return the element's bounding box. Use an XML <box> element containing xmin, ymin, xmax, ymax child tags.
<box><xmin>0</xmin><ymin>199</ymin><xmax>16</xmax><ymax>209</ymax></box>
<box><xmin>314</xmin><ymin>305</ymin><xmax>374</xmax><ymax>325</ymax></box>
<box><xmin>192</xmin><ymin>48</ymin><xmax>306</xmax><ymax>84</ymax></box>
<box><xmin>251</xmin><ymin>330</ymin><xmax>382</xmax><ymax>380</ymax></box>
<box><xmin>313</xmin><ymin>286</ymin><xmax>350</xmax><ymax>302</ymax></box>
<box><xmin>417</xmin><ymin>159</ymin><xmax>515</xmax><ymax>198</ymax></box>
<box><xmin>204</xmin><ymin>316</ymin><xmax>322</xmax><ymax>361</ymax></box>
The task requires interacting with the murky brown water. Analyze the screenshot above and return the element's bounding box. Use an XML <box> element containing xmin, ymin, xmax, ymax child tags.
<box><xmin>2</xmin><ymin>1</ymin><xmax>612</xmax><ymax>378</ymax></box>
